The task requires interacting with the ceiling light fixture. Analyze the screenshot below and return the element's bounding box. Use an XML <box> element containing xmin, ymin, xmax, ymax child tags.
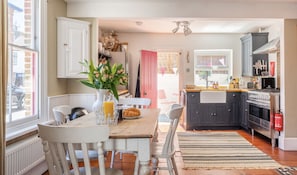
<box><xmin>172</xmin><ymin>21</ymin><xmax>180</xmax><ymax>33</ymax></box>
<box><xmin>172</xmin><ymin>21</ymin><xmax>192</xmax><ymax>36</ymax></box>
<box><xmin>136</xmin><ymin>21</ymin><xmax>143</xmax><ymax>26</ymax></box>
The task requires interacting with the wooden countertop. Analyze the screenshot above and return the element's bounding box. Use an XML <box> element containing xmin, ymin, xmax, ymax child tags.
<box><xmin>183</xmin><ymin>88</ymin><xmax>252</xmax><ymax>93</ymax></box>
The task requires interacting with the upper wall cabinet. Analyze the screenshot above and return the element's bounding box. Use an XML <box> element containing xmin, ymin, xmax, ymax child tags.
<box><xmin>57</xmin><ymin>17</ymin><xmax>90</xmax><ymax>78</ymax></box>
<box><xmin>241</xmin><ymin>33</ymin><xmax>268</xmax><ymax>77</ymax></box>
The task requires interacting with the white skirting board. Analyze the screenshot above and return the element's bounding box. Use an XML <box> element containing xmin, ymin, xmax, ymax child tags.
<box><xmin>278</xmin><ymin>133</ymin><xmax>297</xmax><ymax>151</ymax></box>
<box><xmin>24</xmin><ymin>161</ymin><xmax>48</xmax><ymax>175</ymax></box>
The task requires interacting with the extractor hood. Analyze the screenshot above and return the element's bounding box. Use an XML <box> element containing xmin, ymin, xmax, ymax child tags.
<box><xmin>253</xmin><ymin>37</ymin><xmax>280</xmax><ymax>54</ymax></box>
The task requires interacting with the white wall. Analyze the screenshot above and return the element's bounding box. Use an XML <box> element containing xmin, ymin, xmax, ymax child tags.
<box><xmin>66</xmin><ymin>0</ymin><xmax>297</xmax><ymax>19</ymax></box>
<box><xmin>117</xmin><ymin>33</ymin><xmax>242</xmax><ymax>96</ymax></box>
<box><xmin>262</xmin><ymin>23</ymin><xmax>282</xmax><ymax>88</ymax></box>
<box><xmin>278</xmin><ymin>19</ymin><xmax>297</xmax><ymax>150</ymax></box>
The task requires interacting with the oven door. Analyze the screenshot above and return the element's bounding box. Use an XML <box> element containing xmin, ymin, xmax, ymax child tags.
<box><xmin>249</xmin><ymin>104</ymin><xmax>261</xmax><ymax>118</ymax></box>
<box><xmin>249</xmin><ymin>103</ymin><xmax>270</xmax><ymax>121</ymax></box>
<box><xmin>248</xmin><ymin>102</ymin><xmax>272</xmax><ymax>139</ymax></box>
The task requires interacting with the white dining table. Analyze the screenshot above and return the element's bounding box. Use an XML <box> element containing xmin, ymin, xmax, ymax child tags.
<box><xmin>63</xmin><ymin>108</ymin><xmax>160</xmax><ymax>175</ymax></box>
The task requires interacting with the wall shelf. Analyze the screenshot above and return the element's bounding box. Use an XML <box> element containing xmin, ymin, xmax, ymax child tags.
<box><xmin>98</xmin><ymin>52</ymin><xmax>112</xmax><ymax>60</ymax></box>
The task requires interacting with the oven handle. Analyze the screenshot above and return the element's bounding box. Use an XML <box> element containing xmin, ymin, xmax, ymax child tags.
<box><xmin>246</xmin><ymin>100</ymin><xmax>270</xmax><ymax>109</ymax></box>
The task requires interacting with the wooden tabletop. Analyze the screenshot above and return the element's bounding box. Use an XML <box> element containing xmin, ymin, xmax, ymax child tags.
<box><xmin>64</xmin><ymin>108</ymin><xmax>160</xmax><ymax>139</ymax></box>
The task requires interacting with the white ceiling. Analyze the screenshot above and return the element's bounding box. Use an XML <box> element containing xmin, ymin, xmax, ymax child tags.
<box><xmin>98</xmin><ymin>18</ymin><xmax>282</xmax><ymax>34</ymax></box>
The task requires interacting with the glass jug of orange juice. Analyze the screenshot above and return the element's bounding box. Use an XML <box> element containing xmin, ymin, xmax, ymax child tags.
<box><xmin>103</xmin><ymin>93</ymin><xmax>115</xmax><ymax>119</ymax></box>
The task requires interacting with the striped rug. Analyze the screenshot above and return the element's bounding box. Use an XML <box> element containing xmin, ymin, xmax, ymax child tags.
<box><xmin>177</xmin><ymin>131</ymin><xmax>282</xmax><ymax>169</ymax></box>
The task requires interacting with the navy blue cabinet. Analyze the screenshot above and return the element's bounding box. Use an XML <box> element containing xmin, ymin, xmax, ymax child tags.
<box><xmin>199</xmin><ymin>103</ymin><xmax>228</xmax><ymax>126</ymax></box>
<box><xmin>184</xmin><ymin>91</ymin><xmax>241</xmax><ymax>130</ymax></box>
<box><xmin>185</xmin><ymin>92</ymin><xmax>201</xmax><ymax>130</ymax></box>
<box><xmin>226</xmin><ymin>92</ymin><xmax>240</xmax><ymax>126</ymax></box>
<box><xmin>240</xmin><ymin>92</ymin><xmax>249</xmax><ymax>130</ymax></box>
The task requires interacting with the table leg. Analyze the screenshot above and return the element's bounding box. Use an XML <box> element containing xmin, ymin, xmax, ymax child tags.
<box><xmin>137</xmin><ymin>139</ymin><xmax>151</xmax><ymax>175</ymax></box>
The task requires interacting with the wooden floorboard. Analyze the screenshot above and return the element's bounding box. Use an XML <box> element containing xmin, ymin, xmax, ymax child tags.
<box><xmin>43</xmin><ymin>123</ymin><xmax>297</xmax><ymax>175</ymax></box>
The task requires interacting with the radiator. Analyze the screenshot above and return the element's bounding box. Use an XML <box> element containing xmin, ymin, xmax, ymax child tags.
<box><xmin>5</xmin><ymin>136</ymin><xmax>45</xmax><ymax>175</ymax></box>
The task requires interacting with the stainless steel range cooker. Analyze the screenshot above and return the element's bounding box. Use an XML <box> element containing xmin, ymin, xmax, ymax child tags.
<box><xmin>247</xmin><ymin>89</ymin><xmax>280</xmax><ymax>147</ymax></box>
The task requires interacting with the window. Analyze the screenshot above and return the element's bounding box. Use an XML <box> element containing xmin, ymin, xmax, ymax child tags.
<box><xmin>194</xmin><ymin>49</ymin><xmax>232</xmax><ymax>87</ymax></box>
<box><xmin>6</xmin><ymin>0</ymin><xmax>47</xmax><ymax>140</ymax></box>
<box><xmin>157</xmin><ymin>51</ymin><xmax>180</xmax><ymax>75</ymax></box>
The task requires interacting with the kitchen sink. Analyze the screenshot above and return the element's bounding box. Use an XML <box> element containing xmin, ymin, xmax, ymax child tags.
<box><xmin>200</xmin><ymin>90</ymin><xmax>226</xmax><ymax>103</ymax></box>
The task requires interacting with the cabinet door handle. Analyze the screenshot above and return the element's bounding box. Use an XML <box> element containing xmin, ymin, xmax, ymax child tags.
<box><xmin>64</xmin><ymin>43</ymin><xmax>70</xmax><ymax>52</ymax></box>
<box><xmin>245</xmin><ymin>109</ymin><xmax>248</xmax><ymax>112</ymax></box>
<box><xmin>191</xmin><ymin>94</ymin><xmax>195</xmax><ymax>97</ymax></box>
<box><xmin>228</xmin><ymin>109</ymin><xmax>231</xmax><ymax>112</ymax></box>
<box><xmin>213</xmin><ymin>113</ymin><xmax>217</xmax><ymax>116</ymax></box>
<box><xmin>233</xmin><ymin>94</ymin><xmax>236</xmax><ymax>97</ymax></box>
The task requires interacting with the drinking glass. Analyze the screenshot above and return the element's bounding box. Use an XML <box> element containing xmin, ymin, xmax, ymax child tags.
<box><xmin>96</xmin><ymin>110</ymin><xmax>106</xmax><ymax>125</ymax></box>
<box><xmin>103</xmin><ymin>93</ymin><xmax>119</xmax><ymax>125</ymax></box>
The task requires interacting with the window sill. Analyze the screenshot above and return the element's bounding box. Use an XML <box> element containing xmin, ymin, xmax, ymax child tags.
<box><xmin>6</xmin><ymin>120</ymin><xmax>54</xmax><ymax>145</ymax></box>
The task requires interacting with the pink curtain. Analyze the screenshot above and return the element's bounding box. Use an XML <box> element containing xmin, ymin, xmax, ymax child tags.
<box><xmin>140</xmin><ymin>50</ymin><xmax>157</xmax><ymax>108</ymax></box>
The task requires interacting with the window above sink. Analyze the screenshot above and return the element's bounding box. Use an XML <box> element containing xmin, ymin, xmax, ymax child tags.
<box><xmin>194</xmin><ymin>49</ymin><xmax>233</xmax><ymax>87</ymax></box>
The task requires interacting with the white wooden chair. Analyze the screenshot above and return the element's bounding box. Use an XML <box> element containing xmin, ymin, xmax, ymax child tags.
<box><xmin>151</xmin><ymin>104</ymin><xmax>184</xmax><ymax>175</ymax></box>
<box><xmin>52</xmin><ymin>105</ymin><xmax>71</xmax><ymax>125</ymax></box>
<box><xmin>52</xmin><ymin>105</ymin><xmax>98</xmax><ymax>161</ymax></box>
<box><xmin>110</xmin><ymin>97</ymin><xmax>151</xmax><ymax>174</ymax></box>
<box><xmin>38</xmin><ymin>124</ymin><xmax>123</xmax><ymax>175</ymax></box>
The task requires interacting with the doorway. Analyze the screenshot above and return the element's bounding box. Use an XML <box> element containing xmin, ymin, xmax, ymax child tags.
<box><xmin>157</xmin><ymin>51</ymin><xmax>181</xmax><ymax>123</ymax></box>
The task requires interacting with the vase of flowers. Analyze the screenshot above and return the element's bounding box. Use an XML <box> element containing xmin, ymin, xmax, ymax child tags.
<box><xmin>80</xmin><ymin>59</ymin><xmax>128</xmax><ymax>112</ymax></box>
<box><xmin>92</xmin><ymin>89</ymin><xmax>109</xmax><ymax>113</ymax></box>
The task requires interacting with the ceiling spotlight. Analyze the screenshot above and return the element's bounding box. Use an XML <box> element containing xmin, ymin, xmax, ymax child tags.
<box><xmin>136</xmin><ymin>21</ymin><xmax>143</xmax><ymax>26</ymax></box>
<box><xmin>183</xmin><ymin>25</ymin><xmax>192</xmax><ymax>36</ymax></box>
<box><xmin>172</xmin><ymin>21</ymin><xmax>192</xmax><ymax>36</ymax></box>
<box><xmin>172</xmin><ymin>22</ymin><xmax>180</xmax><ymax>33</ymax></box>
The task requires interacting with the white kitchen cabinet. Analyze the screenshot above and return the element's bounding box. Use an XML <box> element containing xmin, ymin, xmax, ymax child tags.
<box><xmin>57</xmin><ymin>17</ymin><xmax>90</xmax><ymax>78</ymax></box>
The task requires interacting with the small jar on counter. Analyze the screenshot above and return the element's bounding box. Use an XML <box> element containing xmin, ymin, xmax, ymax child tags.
<box><xmin>212</xmin><ymin>81</ymin><xmax>219</xmax><ymax>89</ymax></box>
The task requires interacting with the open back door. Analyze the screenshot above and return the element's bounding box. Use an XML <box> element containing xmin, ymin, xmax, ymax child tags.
<box><xmin>140</xmin><ymin>50</ymin><xmax>157</xmax><ymax>108</ymax></box>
